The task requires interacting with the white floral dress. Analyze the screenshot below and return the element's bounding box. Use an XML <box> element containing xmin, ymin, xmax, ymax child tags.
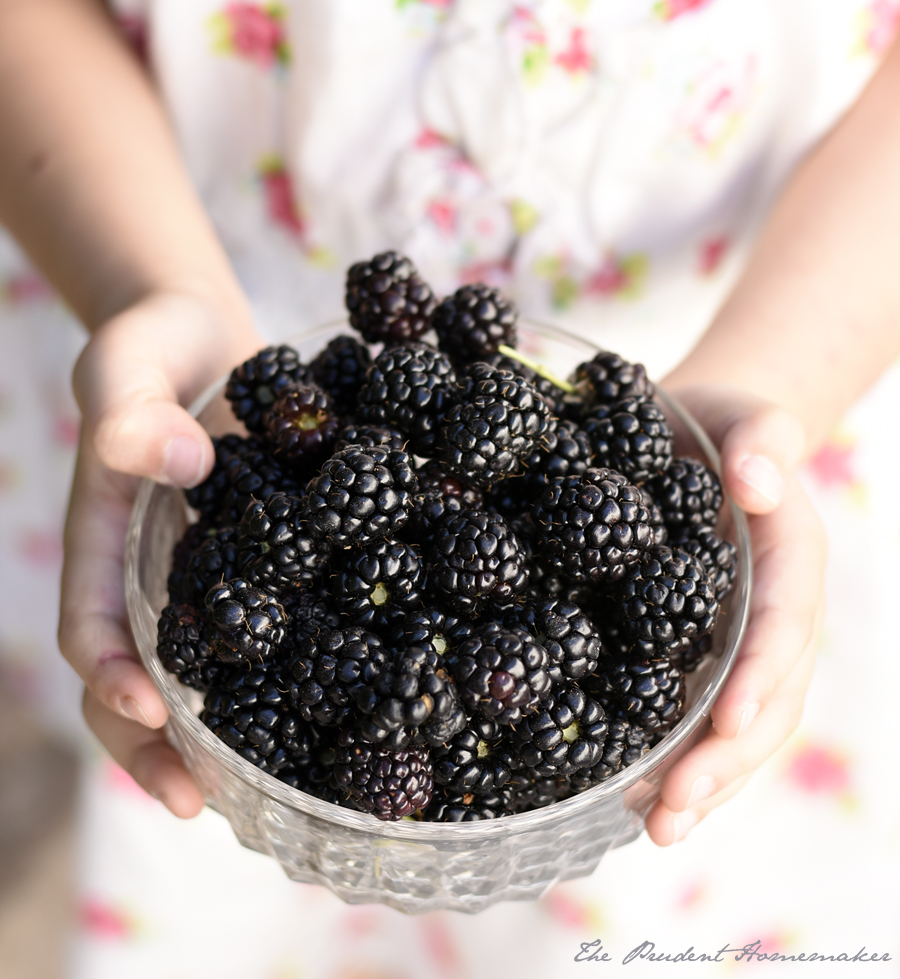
<box><xmin>0</xmin><ymin>1</ymin><xmax>897</xmax><ymax>976</ymax></box>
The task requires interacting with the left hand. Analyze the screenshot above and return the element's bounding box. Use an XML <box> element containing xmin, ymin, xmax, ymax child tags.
<box><xmin>644</xmin><ymin>385</ymin><xmax>826</xmax><ymax>845</ymax></box>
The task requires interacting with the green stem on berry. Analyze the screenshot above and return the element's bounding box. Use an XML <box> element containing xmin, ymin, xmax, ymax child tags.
<box><xmin>496</xmin><ymin>344</ymin><xmax>577</xmax><ymax>394</ymax></box>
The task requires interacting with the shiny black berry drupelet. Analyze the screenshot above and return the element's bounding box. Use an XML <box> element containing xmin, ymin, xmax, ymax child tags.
<box><xmin>438</xmin><ymin>364</ymin><xmax>555</xmax><ymax>489</ymax></box>
<box><xmin>447</xmin><ymin>624</ymin><xmax>551</xmax><ymax>726</ymax></box>
<box><xmin>332</xmin><ymin>539</ymin><xmax>425</xmax><ymax>630</ymax></box>
<box><xmin>280</xmin><ymin>587</ymin><xmax>344</xmax><ymax>649</ymax></box>
<box><xmin>406</xmin><ymin>461</ymin><xmax>484</xmax><ymax>544</ymax></box>
<box><xmin>431</xmin><ymin>716</ymin><xmax>519</xmax><ymax>795</ymax></box>
<box><xmin>333</xmin><ymin>423</ymin><xmax>406</xmax><ymax>453</ymax></box>
<box><xmin>356</xmin><ymin>343</ymin><xmax>458</xmax><ymax>456</ymax></box>
<box><xmin>303</xmin><ymin>444</ymin><xmax>417</xmax><ymax>547</ymax></box>
<box><xmin>225</xmin><ymin>345</ymin><xmax>311</xmax><ymax>435</ymax></box>
<box><xmin>238</xmin><ymin>493</ymin><xmax>330</xmax><ymax>594</ymax></box>
<box><xmin>334</xmin><ymin>728</ymin><xmax>434</xmax><ymax>820</ymax></box>
<box><xmin>428</xmin><ymin>509</ymin><xmax>530</xmax><ymax>615</ymax></box>
<box><xmin>385</xmin><ymin>606</ymin><xmax>478</xmax><ymax>659</ymax></box>
<box><xmin>645</xmin><ymin>457</ymin><xmax>724</xmax><ymax>534</ymax></box>
<box><xmin>521</xmin><ymin>418</ymin><xmax>594</xmax><ymax>501</ymax></box>
<box><xmin>184</xmin><ymin>434</ymin><xmax>245</xmax><ymax>521</ymax></box>
<box><xmin>426</xmin><ymin>786</ymin><xmax>514</xmax><ymax>821</ymax></box>
<box><xmin>156</xmin><ymin>603</ymin><xmax>226</xmax><ymax>692</ymax></box>
<box><xmin>431</xmin><ymin>283</ymin><xmax>518</xmax><ymax>364</ymax></box>
<box><xmin>568</xmin><ymin>716</ymin><xmax>651</xmax><ymax>788</ymax></box>
<box><xmin>616</xmin><ymin>544</ymin><xmax>719</xmax><ymax>655</ymax></box>
<box><xmin>205</xmin><ymin>579</ymin><xmax>288</xmax><ymax>663</ymax></box>
<box><xmin>345</xmin><ymin>251</ymin><xmax>437</xmax><ymax>345</ymax></box>
<box><xmin>309</xmin><ymin>334</ymin><xmax>372</xmax><ymax>416</ymax></box>
<box><xmin>514</xmin><ymin>684</ymin><xmax>609</xmax><ymax>777</ymax></box>
<box><xmin>583</xmin><ymin>397</ymin><xmax>674</xmax><ymax>484</ymax></box>
<box><xmin>670</xmin><ymin>526</ymin><xmax>738</xmax><ymax>604</ymax></box>
<box><xmin>532</xmin><ymin>467</ymin><xmax>653</xmax><ymax>584</ymax></box>
<box><xmin>264</xmin><ymin>385</ymin><xmax>339</xmax><ymax>472</ymax></box>
<box><xmin>217</xmin><ymin>437</ymin><xmax>304</xmax><ymax>527</ymax></box>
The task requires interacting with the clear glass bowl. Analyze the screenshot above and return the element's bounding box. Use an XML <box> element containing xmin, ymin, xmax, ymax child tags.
<box><xmin>125</xmin><ymin>320</ymin><xmax>751</xmax><ymax>915</ymax></box>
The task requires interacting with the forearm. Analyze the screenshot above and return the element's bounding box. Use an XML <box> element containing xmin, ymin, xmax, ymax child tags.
<box><xmin>0</xmin><ymin>0</ymin><xmax>250</xmax><ymax>334</ymax></box>
<box><xmin>666</xmin><ymin>34</ymin><xmax>900</xmax><ymax>453</ymax></box>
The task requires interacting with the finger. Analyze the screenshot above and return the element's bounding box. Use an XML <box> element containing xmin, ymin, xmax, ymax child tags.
<box><xmin>669</xmin><ymin>385</ymin><xmax>805</xmax><ymax>513</ymax></box>
<box><xmin>662</xmin><ymin>631</ymin><xmax>815</xmax><ymax>809</ymax></box>
<box><xmin>711</xmin><ymin>480</ymin><xmax>826</xmax><ymax>738</ymax></box>
<box><xmin>83</xmin><ymin>689</ymin><xmax>205</xmax><ymax>818</ymax></box>
<box><xmin>59</xmin><ymin>435</ymin><xmax>169</xmax><ymax>728</ymax></box>
<box><xmin>646</xmin><ymin>773</ymin><xmax>752</xmax><ymax>846</ymax></box>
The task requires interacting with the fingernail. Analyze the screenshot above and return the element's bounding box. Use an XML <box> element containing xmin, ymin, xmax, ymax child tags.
<box><xmin>161</xmin><ymin>435</ymin><xmax>206</xmax><ymax>488</ymax></box>
<box><xmin>738</xmin><ymin>454</ymin><xmax>782</xmax><ymax>506</ymax></box>
<box><xmin>119</xmin><ymin>695</ymin><xmax>153</xmax><ymax>727</ymax></box>
<box><xmin>672</xmin><ymin>809</ymin><xmax>697</xmax><ymax>842</ymax></box>
<box><xmin>687</xmin><ymin>774</ymin><xmax>716</xmax><ymax>808</ymax></box>
<box><xmin>737</xmin><ymin>701</ymin><xmax>760</xmax><ymax>736</ymax></box>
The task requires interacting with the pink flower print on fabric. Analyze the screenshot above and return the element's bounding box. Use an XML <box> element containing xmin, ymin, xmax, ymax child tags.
<box><xmin>533</xmin><ymin>251</ymin><xmax>649</xmax><ymax>309</ymax></box>
<box><xmin>654</xmin><ymin>0</ymin><xmax>715</xmax><ymax>22</ymax></box>
<box><xmin>18</xmin><ymin>528</ymin><xmax>63</xmax><ymax>568</ymax></box>
<box><xmin>784</xmin><ymin>742</ymin><xmax>856</xmax><ymax>810</ymax></box>
<box><xmin>1</xmin><ymin>269</ymin><xmax>52</xmax><ymax>306</ymax></box>
<box><xmin>855</xmin><ymin>0</ymin><xmax>900</xmax><ymax>57</ymax></box>
<box><xmin>806</xmin><ymin>431</ymin><xmax>865</xmax><ymax>506</ymax></box>
<box><xmin>397</xmin><ymin>0</ymin><xmax>454</xmax><ymax>8</ymax></box>
<box><xmin>257</xmin><ymin>155</ymin><xmax>304</xmax><ymax>237</ymax></box>
<box><xmin>541</xmin><ymin>884</ymin><xmax>605</xmax><ymax>932</ymax></box>
<box><xmin>698</xmin><ymin>235</ymin><xmax>730</xmax><ymax>275</ymax></box>
<box><xmin>209</xmin><ymin>3</ymin><xmax>291</xmax><ymax>69</ymax></box>
<box><xmin>555</xmin><ymin>28</ymin><xmax>594</xmax><ymax>76</ymax></box>
<box><xmin>78</xmin><ymin>896</ymin><xmax>140</xmax><ymax>941</ymax></box>
<box><xmin>507</xmin><ymin>6</ymin><xmax>550</xmax><ymax>83</ymax></box>
<box><xmin>677</xmin><ymin>56</ymin><xmax>758</xmax><ymax>158</ymax></box>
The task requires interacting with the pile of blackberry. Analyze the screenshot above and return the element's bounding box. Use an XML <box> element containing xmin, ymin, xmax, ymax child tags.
<box><xmin>157</xmin><ymin>251</ymin><xmax>738</xmax><ymax>821</ymax></box>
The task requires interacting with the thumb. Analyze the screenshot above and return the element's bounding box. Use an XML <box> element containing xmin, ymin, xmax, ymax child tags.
<box><xmin>670</xmin><ymin>385</ymin><xmax>806</xmax><ymax>515</ymax></box>
<box><xmin>73</xmin><ymin>299</ymin><xmax>226</xmax><ymax>487</ymax></box>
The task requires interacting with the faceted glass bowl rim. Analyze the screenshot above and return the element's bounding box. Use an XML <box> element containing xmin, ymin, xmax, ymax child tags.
<box><xmin>125</xmin><ymin>318</ymin><xmax>752</xmax><ymax>842</ymax></box>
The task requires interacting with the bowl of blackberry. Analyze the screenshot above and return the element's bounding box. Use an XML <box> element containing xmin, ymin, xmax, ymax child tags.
<box><xmin>126</xmin><ymin>251</ymin><xmax>751</xmax><ymax>913</ymax></box>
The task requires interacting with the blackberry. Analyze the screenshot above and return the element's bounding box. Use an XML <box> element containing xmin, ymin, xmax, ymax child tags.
<box><xmin>350</xmin><ymin>646</ymin><xmax>466</xmax><ymax>749</ymax></box>
<box><xmin>677</xmin><ymin>633</ymin><xmax>711</xmax><ymax>674</ymax></box>
<box><xmin>218</xmin><ymin>437</ymin><xmax>303</xmax><ymax>526</ymax></box>
<box><xmin>309</xmin><ymin>334</ymin><xmax>372</xmax><ymax>415</ymax></box>
<box><xmin>333</xmin><ymin>423</ymin><xmax>406</xmax><ymax>453</ymax></box>
<box><xmin>586</xmin><ymin>653</ymin><xmax>686</xmax><ymax>738</ymax></box>
<box><xmin>238</xmin><ymin>493</ymin><xmax>330</xmax><ymax>594</ymax></box>
<box><xmin>334</xmin><ymin>728</ymin><xmax>433</xmax><ymax>820</ymax></box>
<box><xmin>204</xmin><ymin>579</ymin><xmax>288</xmax><ymax>663</ymax></box>
<box><xmin>225</xmin><ymin>345</ymin><xmax>311</xmax><ymax>435</ymax></box>
<box><xmin>356</xmin><ymin>343</ymin><xmax>457</xmax><ymax>456</ymax></box>
<box><xmin>487</xmin><ymin>352</ymin><xmax>573</xmax><ymax>418</ymax></box>
<box><xmin>638</xmin><ymin>484</ymin><xmax>669</xmax><ymax>547</ymax></box>
<box><xmin>156</xmin><ymin>603</ymin><xmax>226</xmax><ymax>692</ymax></box>
<box><xmin>432</xmin><ymin>717</ymin><xmax>519</xmax><ymax>795</ymax></box>
<box><xmin>280</xmin><ymin>587</ymin><xmax>343</xmax><ymax>648</ymax></box>
<box><xmin>521</xmin><ymin>419</ymin><xmax>594</xmax><ymax>501</ymax></box>
<box><xmin>671</xmin><ymin>526</ymin><xmax>738</xmax><ymax>603</ymax></box>
<box><xmin>645</xmin><ymin>458</ymin><xmax>724</xmax><ymax>534</ymax></box>
<box><xmin>431</xmin><ymin>283</ymin><xmax>518</xmax><ymax>364</ymax></box>
<box><xmin>506</xmin><ymin>773</ymin><xmax>572</xmax><ymax>812</ymax></box>
<box><xmin>438</xmin><ymin>364</ymin><xmax>555</xmax><ymax>489</ymax></box>
<box><xmin>483</xmin><ymin>477</ymin><xmax>532</xmax><ymax>518</ymax></box>
<box><xmin>167</xmin><ymin>520</ymin><xmax>213</xmax><ymax>604</ymax></box>
<box><xmin>583</xmin><ymin>397</ymin><xmax>673</xmax><ymax>484</ymax></box>
<box><xmin>532</xmin><ymin>468</ymin><xmax>653</xmax><ymax>583</ymax></box>
<box><xmin>426</xmin><ymin>786</ymin><xmax>513</xmax><ymax>821</ymax></box>
<box><xmin>501</xmin><ymin>598</ymin><xmax>602</xmax><ymax>683</ymax></box>
<box><xmin>332</xmin><ymin>539</ymin><xmax>425</xmax><ymax>630</ymax></box>
<box><xmin>345</xmin><ymin>251</ymin><xmax>437</xmax><ymax>345</ymax></box>
<box><xmin>572</xmin><ymin>351</ymin><xmax>654</xmax><ymax>410</ymax></box>
<box><xmin>514</xmin><ymin>684</ymin><xmax>609</xmax><ymax>777</ymax></box>
<box><xmin>428</xmin><ymin>509</ymin><xmax>530</xmax><ymax>615</ymax></box>
<box><xmin>569</xmin><ymin>716</ymin><xmax>650</xmax><ymax>787</ymax></box>
<box><xmin>616</xmin><ymin>544</ymin><xmax>719</xmax><ymax>655</ymax></box>
<box><xmin>303</xmin><ymin>444</ymin><xmax>417</xmax><ymax>547</ymax></box>
<box><xmin>264</xmin><ymin>385</ymin><xmax>339</xmax><ymax>472</ymax></box>
<box><xmin>289</xmin><ymin>626</ymin><xmax>388</xmax><ymax>728</ymax></box>
<box><xmin>181</xmin><ymin>526</ymin><xmax>242</xmax><ymax>604</ymax></box>
<box><xmin>184</xmin><ymin>434</ymin><xmax>246</xmax><ymax>521</ymax></box>
<box><xmin>385</xmin><ymin>606</ymin><xmax>478</xmax><ymax>659</ymax></box>
<box><xmin>406</xmin><ymin>461</ymin><xmax>484</xmax><ymax>544</ymax></box>
<box><xmin>201</xmin><ymin>660</ymin><xmax>318</xmax><ymax>775</ymax></box>
<box><xmin>447</xmin><ymin>624</ymin><xmax>551</xmax><ymax>725</ymax></box>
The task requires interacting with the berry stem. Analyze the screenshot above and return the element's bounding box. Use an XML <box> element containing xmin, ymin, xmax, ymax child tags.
<box><xmin>496</xmin><ymin>344</ymin><xmax>576</xmax><ymax>394</ymax></box>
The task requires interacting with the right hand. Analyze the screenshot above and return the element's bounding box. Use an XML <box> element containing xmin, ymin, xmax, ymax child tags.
<box><xmin>59</xmin><ymin>290</ymin><xmax>261</xmax><ymax>817</ymax></box>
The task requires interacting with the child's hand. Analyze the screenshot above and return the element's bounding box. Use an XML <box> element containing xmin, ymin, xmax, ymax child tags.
<box><xmin>58</xmin><ymin>291</ymin><xmax>261</xmax><ymax>817</ymax></box>
<box><xmin>644</xmin><ymin>385</ymin><xmax>825</xmax><ymax>844</ymax></box>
